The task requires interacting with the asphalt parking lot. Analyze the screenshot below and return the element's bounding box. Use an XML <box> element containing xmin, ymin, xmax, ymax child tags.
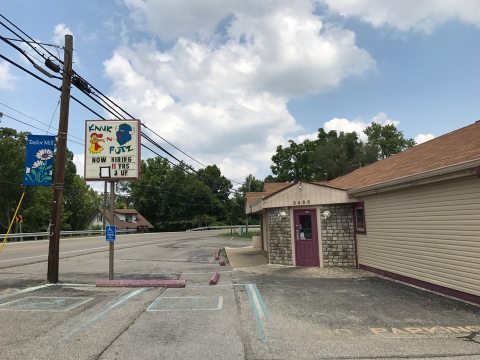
<box><xmin>232</xmin><ymin>265</ymin><xmax>480</xmax><ymax>359</ymax></box>
<box><xmin>0</xmin><ymin>232</ymin><xmax>479</xmax><ymax>359</ymax></box>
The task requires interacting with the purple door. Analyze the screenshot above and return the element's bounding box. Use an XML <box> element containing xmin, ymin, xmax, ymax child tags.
<box><xmin>294</xmin><ymin>209</ymin><xmax>319</xmax><ymax>267</ymax></box>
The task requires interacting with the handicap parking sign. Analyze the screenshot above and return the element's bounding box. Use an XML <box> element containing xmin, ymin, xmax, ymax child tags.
<box><xmin>105</xmin><ymin>225</ymin><xmax>116</xmax><ymax>242</ymax></box>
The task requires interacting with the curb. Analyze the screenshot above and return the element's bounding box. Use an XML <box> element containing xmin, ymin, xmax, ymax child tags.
<box><xmin>214</xmin><ymin>248</ymin><xmax>221</xmax><ymax>260</ymax></box>
<box><xmin>96</xmin><ymin>279</ymin><xmax>186</xmax><ymax>288</ymax></box>
<box><xmin>218</xmin><ymin>259</ymin><xmax>226</xmax><ymax>266</ymax></box>
<box><xmin>209</xmin><ymin>271</ymin><xmax>220</xmax><ymax>285</ymax></box>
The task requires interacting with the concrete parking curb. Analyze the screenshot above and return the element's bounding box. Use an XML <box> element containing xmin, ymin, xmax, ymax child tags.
<box><xmin>209</xmin><ymin>271</ymin><xmax>220</xmax><ymax>285</ymax></box>
<box><xmin>95</xmin><ymin>279</ymin><xmax>186</xmax><ymax>288</ymax></box>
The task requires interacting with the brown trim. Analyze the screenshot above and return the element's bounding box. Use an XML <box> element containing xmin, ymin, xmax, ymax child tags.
<box><xmin>353</xmin><ymin>202</ymin><xmax>366</xmax><ymax>235</ymax></box>
<box><xmin>359</xmin><ymin>264</ymin><xmax>480</xmax><ymax>306</ymax></box>
<box><xmin>351</xmin><ymin>204</ymin><xmax>359</xmax><ymax>269</ymax></box>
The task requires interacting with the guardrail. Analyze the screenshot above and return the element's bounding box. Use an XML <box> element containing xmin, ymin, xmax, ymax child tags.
<box><xmin>190</xmin><ymin>225</ymin><xmax>260</xmax><ymax>234</ymax></box>
<box><xmin>1</xmin><ymin>229</ymin><xmax>137</xmax><ymax>242</ymax></box>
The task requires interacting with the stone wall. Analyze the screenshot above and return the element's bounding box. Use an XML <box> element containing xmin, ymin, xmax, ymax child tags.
<box><xmin>266</xmin><ymin>207</ymin><xmax>292</xmax><ymax>265</ymax></box>
<box><xmin>320</xmin><ymin>204</ymin><xmax>356</xmax><ymax>267</ymax></box>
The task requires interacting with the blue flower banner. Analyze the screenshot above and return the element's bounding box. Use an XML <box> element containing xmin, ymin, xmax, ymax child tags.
<box><xmin>23</xmin><ymin>135</ymin><xmax>56</xmax><ymax>186</ymax></box>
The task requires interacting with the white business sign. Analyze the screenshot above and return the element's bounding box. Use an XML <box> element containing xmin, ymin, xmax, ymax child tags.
<box><xmin>84</xmin><ymin>119</ymin><xmax>141</xmax><ymax>181</ymax></box>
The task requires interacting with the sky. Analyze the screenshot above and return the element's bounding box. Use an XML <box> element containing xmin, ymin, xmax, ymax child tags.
<box><xmin>1</xmin><ymin>0</ymin><xmax>480</xmax><ymax>186</ymax></box>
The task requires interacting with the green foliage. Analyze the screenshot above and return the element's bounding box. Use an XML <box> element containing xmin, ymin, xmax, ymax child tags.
<box><xmin>0</xmin><ymin>127</ymin><xmax>101</xmax><ymax>233</ymax></box>
<box><xmin>269</xmin><ymin>122</ymin><xmax>415</xmax><ymax>181</ymax></box>
<box><xmin>364</xmin><ymin>122</ymin><xmax>416</xmax><ymax>159</ymax></box>
<box><xmin>125</xmin><ymin>158</ymin><xmax>223</xmax><ymax>231</ymax></box>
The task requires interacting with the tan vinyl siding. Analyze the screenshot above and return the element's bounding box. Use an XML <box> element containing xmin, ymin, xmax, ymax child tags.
<box><xmin>358</xmin><ymin>176</ymin><xmax>480</xmax><ymax>297</ymax></box>
<box><xmin>263</xmin><ymin>183</ymin><xmax>351</xmax><ymax>208</ymax></box>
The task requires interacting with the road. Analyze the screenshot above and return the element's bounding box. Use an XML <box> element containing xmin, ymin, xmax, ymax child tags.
<box><xmin>0</xmin><ymin>231</ymin><xmax>222</xmax><ymax>268</ymax></box>
<box><xmin>0</xmin><ymin>231</ymin><xmax>479</xmax><ymax>359</ymax></box>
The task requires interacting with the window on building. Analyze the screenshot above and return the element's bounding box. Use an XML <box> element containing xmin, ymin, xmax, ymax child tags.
<box><xmin>97</xmin><ymin>214</ymin><xmax>102</xmax><ymax>223</ymax></box>
<box><xmin>125</xmin><ymin>214</ymin><xmax>133</xmax><ymax>222</ymax></box>
<box><xmin>354</xmin><ymin>203</ymin><xmax>366</xmax><ymax>234</ymax></box>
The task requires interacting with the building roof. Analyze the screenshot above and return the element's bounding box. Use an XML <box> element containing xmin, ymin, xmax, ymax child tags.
<box><xmin>328</xmin><ymin>122</ymin><xmax>480</xmax><ymax>191</ymax></box>
<box><xmin>245</xmin><ymin>182</ymin><xmax>292</xmax><ymax>211</ymax></box>
<box><xmin>97</xmin><ymin>208</ymin><xmax>154</xmax><ymax>229</ymax></box>
<box><xmin>263</xmin><ymin>182</ymin><xmax>291</xmax><ymax>193</ymax></box>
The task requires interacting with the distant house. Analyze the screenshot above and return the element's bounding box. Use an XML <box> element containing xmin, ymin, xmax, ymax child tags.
<box><xmin>246</xmin><ymin>121</ymin><xmax>480</xmax><ymax>305</ymax></box>
<box><xmin>88</xmin><ymin>208</ymin><xmax>154</xmax><ymax>231</ymax></box>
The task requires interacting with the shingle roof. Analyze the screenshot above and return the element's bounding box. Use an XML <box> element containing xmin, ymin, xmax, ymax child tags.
<box><xmin>328</xmin><ymin>121</ymin><xmax>480</xmax><ymax>190</ymax></box>
<box><xmin>245</xmin><ymin>182</ymin><xmax>291</xmax><ymax>210</ymax></box>
<box><xmin>99</xmin><ymin>209</ymin><xmax>154</xmax><ymax>229</ymax></box>
<box><xmin>264</xmin><ymin>182</ymin><xmax>291</xmax><ymax>193</ymax></box>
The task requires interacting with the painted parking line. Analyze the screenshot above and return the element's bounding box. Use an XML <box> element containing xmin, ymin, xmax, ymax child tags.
<box><xmin>245</xmin><ymin>283</ymin><xmax>269</xmax><ymax>342</ymax></box>
<box><xmin>0</xmin><ymin>296</ymin><xmax>93</xmax><ymax>312</ymax></box>
<box><xmin>63</xmin><ymin>288</ymin><xmax>147</xmax><ymax>340</ymax></box>
<box><xmin>0</xmin><ymin>283</ymin><xmax>53</xmax><ymax>302</ymax></box>
<box><xmin>147</xmin><ymin>296</ymin><xmax>224</xmax><ymax>311</ymax></box>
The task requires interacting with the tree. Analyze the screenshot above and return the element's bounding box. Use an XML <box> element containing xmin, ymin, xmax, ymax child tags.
<box><xmin>126</xmin><ymin>158</ymin><xmax>223</xmax><ymax>231</ymax></box>
<box><xmin>197</xmin><ymin>165</ymin><xmax>232</xmax><ymax>202</ymax></box>
<box><xmin>0</xmin><ymin>128</ymin><xmax>27</xmax><ymax>232</ymax></box>
<box><xmin>0</xmin><ymin>128</ymin><xmax>101</xmax><ymax>232</ymax></box>
<box><xmin>364</xmin><ymin>122</ymin><xmax>415</xmax><ymax>159</ymax></box>
<box><xmin>270</xmin><ymin>139</ymin><xmax>318</xmax><ymax>182</ymax></box>
<box><xmin>268</xmin><ymin>123</ymin><xmax>416</xmax><ymax>182</ymax></box>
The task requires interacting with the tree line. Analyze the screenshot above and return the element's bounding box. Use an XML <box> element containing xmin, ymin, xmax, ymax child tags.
<box><xmin>0</xmin><ymin>122</ymin><xmax>414</xmax><ymax>233</ymax></box>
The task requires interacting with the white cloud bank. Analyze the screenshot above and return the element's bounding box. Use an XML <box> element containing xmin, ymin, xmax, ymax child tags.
<box><xmin>324</xmin><ymin>0</ymin><xmax>480</xmax><ymax>33</ymax></box>
<box><xmin>102</xmin><ymin>0</ymin><xmax>375</xmax><ymax>179</ymax></box>
<box><xmin>0</xmin><ymin>61</ymin><xmax>16</xmax><ymax>90</ymax></box>
<box><xmin>323</xmin><ymin>112</ymin><xmax>399</xmax><ymax>141</ymax></box>
<box><xmin>415</xmin><ymin>133</ymin><xmax>435</xmax><ymax>144</ymax></box>
<box><xmin>52</xmin><ymin>23</ymin><xmax>74</xmax><ymax>45</ymax></box>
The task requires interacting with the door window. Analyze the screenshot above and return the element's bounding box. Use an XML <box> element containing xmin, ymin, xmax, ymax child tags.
<box><xmin>298</xmin><ymin>214</ymin><xmax>312</xmax><ymax>240</ymax></box>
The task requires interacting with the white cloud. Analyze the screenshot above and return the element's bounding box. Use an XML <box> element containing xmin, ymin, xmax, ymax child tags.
<box><xmin>294</xmin><ymin>132</ymin><xmax>318</xmax><ymax>143</ymax></box>
<box><xmin>324</xmin><ymin>0</ymin><xmax>480</xmax><ymax>33</ymax></box>
<box><xmin>52</xmin><ymin>23</ymin><xmax>74</xmax><ymax>45</ymax></box>
<box><xmin>103</xmin><ymin>1</ymin><xmax>374</xmax><ymax>179</ymax></box>
<box><xmin>324</xmin><ymin>117</ymin><xmax>367</xmax><ymax>136</ymax></box>
<box><xmin>323</xmin><ymin>112</ymin><xmax>400</xmax><ymax>141</ymax></box>
<box><xmin>0</xmin><ymin>61</ymin><xmax>16</xmax><ymax>90</ymax></box>
<box><xmin>73</xmin><ymin>153</ymin><xmax>84</xmax><ymax>176</ymax></box>
<box><xmin>415</xmin><ymin>133</ymin><xmax>435</xmax><ymax>144</ymax></box>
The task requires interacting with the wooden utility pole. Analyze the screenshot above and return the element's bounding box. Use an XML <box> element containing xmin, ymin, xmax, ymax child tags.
<box><xmin>47</xmin><ymin>34</ymin><xmax>73</xmax><ymax>283</ymax></box>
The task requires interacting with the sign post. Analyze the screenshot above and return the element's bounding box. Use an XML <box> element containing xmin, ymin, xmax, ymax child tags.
<box><xmin>84</xmin><ymin>119</ymin><xmax>141</xmax><ymax>279</ymax></box>
<box><xmin>108</xmin><ymin>182</ymin><xmax>115</xmax><ymax>280</ymax></box>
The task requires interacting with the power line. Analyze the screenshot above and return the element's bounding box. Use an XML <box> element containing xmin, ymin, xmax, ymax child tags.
<box><xmin>1</xmin><ymin>37</ymin><xmax>61</xmax><ymax>48</ymax></box>
<box><xmin>0</xmin><ymin>52</ymin><xmax>60</xmax><ymax>91</ymax></box>
<box><xmin>1</xmin><ymin>112</ymin><xmax>84</xmax><ymax>146</ymax></box>
<box><xmin>1</xmin><ymin>15</ymin><xmax>202</xmax><ymax>172</ymax></box>
<box><xmin>0</xmin><ymin>14</ymin><xmax>249</xmax><ymax>191</ymax></box>
<box><xmin>0</xmin><ymin>13</ymin><xmax>59</xmax><ymax>63</ymax></box>
<box><xmin>0</xmin><ymin>101</ymin><xmax>83</xmax><ymax>143</ymax></box>
<box><xmin>141</xmin><ymin>123</ymin><xmax>206</xmax><ymax>167</ymax></box>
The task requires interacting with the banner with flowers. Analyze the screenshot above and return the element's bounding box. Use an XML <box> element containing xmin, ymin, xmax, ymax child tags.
<box><xmin>23</xmin><ymin>135</ymin><xmax>56</xmax><ymax>186</ymax></box>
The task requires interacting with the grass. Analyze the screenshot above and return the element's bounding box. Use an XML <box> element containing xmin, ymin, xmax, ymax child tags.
<box><xmin>218</xmin><ymin>231</ymin><xmax>260</xmax><ymax>238</ymax></box>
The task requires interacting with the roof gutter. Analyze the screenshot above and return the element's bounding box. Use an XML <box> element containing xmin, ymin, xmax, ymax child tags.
<box><xmin>349</xmin><ymin>158</ymin><xmax>480</xmax><ymax>197</ymax></box>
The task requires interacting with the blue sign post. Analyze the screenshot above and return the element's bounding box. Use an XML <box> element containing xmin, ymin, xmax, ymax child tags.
<box><xmin>106</xmin><ymin>225</ymin><xmax>116</xmax><ymax>242</ymax></box>
<box><xmin>23</xmin><ymin>135</ymin><xmax>56</xmax><ymax>186</ymax></box>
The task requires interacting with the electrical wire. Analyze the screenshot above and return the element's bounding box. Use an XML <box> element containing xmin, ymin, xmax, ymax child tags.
<box><xmin>0</xmin><ymin>13</ymin><xmax>59</xmax><ymax>63</ymax></box>
<box><xmin>0</xmin><ymin>52</ymin><xmax>60</xmax><ymax>91</ymax></box>
<box><xmin>0</xmin><ymin>15</ymin><xmax>203</xmax><ymax>172</ymax></box>
<box><xmin>0</xmin><ymin>101</ymin><xmax>83</xmax><ymax>143</ymax></box>
<box><xmin>1</xmin><ymin>37</ymin><xmax>61</xmax><ymax>48</ymax></box>
<box><xmin>1</xmin><ymin>112</ymin><xmax>84</xmax><ymax>146</ymax></box>
<box><xmin>0</xmin><ymin>14</ymin><xmax>249</xmax><ymax>192</ymax></box>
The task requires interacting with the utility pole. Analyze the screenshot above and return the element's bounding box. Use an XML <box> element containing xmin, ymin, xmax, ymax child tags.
<box><xmin>47</xmin><ymin>34</ymin><xmax>73</xmax><ymax>283</ymax></box>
